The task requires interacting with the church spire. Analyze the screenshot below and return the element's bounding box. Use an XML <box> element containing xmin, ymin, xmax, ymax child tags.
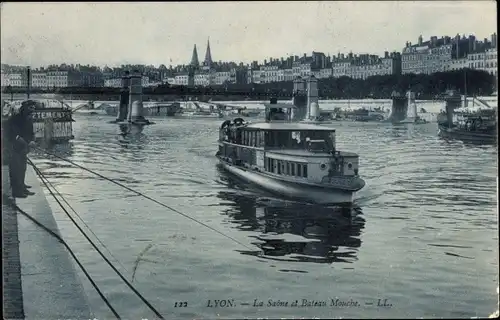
<box><xmin>190</xmin><ymin>44</ymin><xmax>199</xmax><ymax>67</ymax></box>
<box><xmin>203</xmin><ymin>38</ymin><xmax>212</xmax><ymax>67</ymax></box>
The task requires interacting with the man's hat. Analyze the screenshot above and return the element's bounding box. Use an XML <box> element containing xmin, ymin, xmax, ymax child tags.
<box><xmin>21</xmin><ymin>100</ymin><xmax>41</xmax><ymax>112</ymax></box>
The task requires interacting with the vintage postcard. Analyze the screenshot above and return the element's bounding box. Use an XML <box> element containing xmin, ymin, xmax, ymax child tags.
<box><xmin>1</xmin><ymin>1</ymin><xmax>498</xmax><ymax>319</ymax></box>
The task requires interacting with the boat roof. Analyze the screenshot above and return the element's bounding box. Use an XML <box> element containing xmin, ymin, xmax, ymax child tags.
<box><xmin>245</xmin><ymin>122</ymin><xmax>335</xmax><ymax>131</ymax></box>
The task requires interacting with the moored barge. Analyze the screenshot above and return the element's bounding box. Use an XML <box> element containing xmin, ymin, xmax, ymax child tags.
<box><xmin>5</xmin><ymin>99</ymin><xmax>75</xmax><ymax>143</ymax></box>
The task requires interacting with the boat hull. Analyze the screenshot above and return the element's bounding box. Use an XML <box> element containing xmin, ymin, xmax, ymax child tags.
<box><xmin>180</xmin><ymin>112</ymin><xmax>222</xmax><ymax>118</ymax></box>
<box><xmin>438</xmin><ymin>125</ymin><xmax>497</xmax><ymax>145</ymax></box>
<box><xmin>219</xmin><ymin>159</ymin><xmax>355</xmax><ymax>205</ymax></box>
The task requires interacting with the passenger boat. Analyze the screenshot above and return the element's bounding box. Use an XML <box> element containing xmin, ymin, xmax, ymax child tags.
<box><xmin>216</xmin><ymin>101</ymin><xmax>366</xmax><ymax>205</ymax></box>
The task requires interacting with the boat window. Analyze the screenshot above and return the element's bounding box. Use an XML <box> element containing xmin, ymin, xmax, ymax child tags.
<box><xmin>286</xmin><ymin>162</ymin><xmax>290</xmax><ymax>175</ymax></box>
<box><xmin>281</xmin><ymin>161</ymin><xmax>285</xmax><ymax>175</ymax></box>
<box><xmin>291</xmin><ymin>163</ymin><xmax>295</xmax><ymax>176</ymax></box>
<box><xmin>297</xmin><ymin>164</ymin><xmax>302</xmax><ymax>177</ymax></box>
<box><xmin>277</xmin><ymin>160</ymin><xmax>282</xmax><ymax>174</ymax></box>
<box><xmin>264</xmin><ymin>130</ymin><xmax>335</xmax><ymax>151</ymax></box>
<box><xmin>303</xmin><ymin>165</ymin><xmax>308</xmax><ymax>178</ymax></box>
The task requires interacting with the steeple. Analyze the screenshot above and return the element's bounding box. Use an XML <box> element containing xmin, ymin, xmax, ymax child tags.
<box><xmin>190</xmin><ymin>44</ymin><xmax>199</xmax><ymax>67</ymax></box>
<box><xmin>203</xmin><ymin>38</ymin><xmax>212</xmax><ymax>67</ymax></box>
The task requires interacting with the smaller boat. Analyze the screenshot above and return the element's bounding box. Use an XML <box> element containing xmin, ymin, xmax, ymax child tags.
<box><xmin>438</xmin><ymin>110</ymin><xmax>497</xmax><ymax>145</ymax></box>
<box><xmin>180</xmin><ymin>101</ymin><xmax>223</xmax><ymax>118</ymax></box>
<box><xmin>73</xmin><ymin>101</ymin><xmax>107</xmax><ymax>115</ymax></box>
<box><xmin>182</xmin><ymin>110</ymin><xmax>223</xmax><ymax>118</ymax></box>
<box><xmin>147</xmin><ymin>102</ymin><xmax>182</xmax><ymax>116</ymax></box>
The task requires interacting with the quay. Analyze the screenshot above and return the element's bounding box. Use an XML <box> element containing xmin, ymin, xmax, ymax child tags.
<box><xmin>2</xmin><ymin>163</ymin><xmax>93</xmax><ymax>318</ymax></box>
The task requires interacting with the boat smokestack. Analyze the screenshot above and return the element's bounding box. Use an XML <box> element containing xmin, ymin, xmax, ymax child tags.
<box><xmin>306</xmin><ymin>75</ymin><xmax>319</xmax><ymax>119</ymax></box>
<box><xmin>116</xmin><ymin>71</ymin><xmax>130</xmax><ymax>122</ymax></box>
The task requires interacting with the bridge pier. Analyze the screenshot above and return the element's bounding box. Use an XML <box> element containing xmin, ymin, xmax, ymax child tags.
<box><xmin>117</xmin><ymin>72</ymin><xmax>130</xmax><ymax>121</ymax></box>
<box><xmin>389</xmin><ymin>91</ymin><xmax>408</xmax><ymax>123</ymax></box>
<box><xmin>126</xmin><ymin>71</ymin><xmax>148</xmax><ymax>125</ymax></box>
<box><xmin>108</xmin><ymin>72</ymin><xmax>130</xmax><ymax>123</ymax></box>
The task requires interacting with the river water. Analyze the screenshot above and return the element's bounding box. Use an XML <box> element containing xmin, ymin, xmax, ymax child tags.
<box><xmin>30</xmin><ymin>105</ymin><xmax>498</xmax><ymax>319</ymax></box>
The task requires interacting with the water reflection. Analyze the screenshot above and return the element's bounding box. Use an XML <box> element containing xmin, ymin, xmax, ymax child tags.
<box><xmin>439</xmin><ymin>136</ymin><xmax>497</xmax><ymax>148</ymax></box>
<box><xmin>116</xmin><ymin>124</ymin><xmax>149</xmax><ymax>148</ymax></box>
<box><xmin>116</xmin><ymin>131</ymin><xmax>149</xmax><ymax>163</ymax></box>
<box><xmin>33</xmin><ymin>141</ymin><xmax>74</xmax><ymax>159</ymax></box>
<box><xmin>217</xmin><ymin>190</ymin><xmax>365</xmax><ymax>264</ymax></box>
<box><xmin>118</xmin><ymin>123</ymin><xmax>145</xmax><ymax>136</ymax></box>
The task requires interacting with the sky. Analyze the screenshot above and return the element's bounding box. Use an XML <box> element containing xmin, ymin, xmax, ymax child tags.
<box><xmin>0</xmin><ymin>1</ymin><xmax>497</xmax><ymax>68</ymax></box>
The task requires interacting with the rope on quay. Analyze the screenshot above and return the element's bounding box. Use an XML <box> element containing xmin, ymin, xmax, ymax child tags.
<box><xmin>28</xmin><ymin>158</ymin><xmax>165</xmax><ymax>319</ymax></box>
<box><xmin>33</xmin><ymin>145</ymin><xmax>256</xmax><ymax>252</ymax></box>
<box><xmin>3</xmin><ymin>197</ymin><xmax>121</xmax><ymax>319</ymax></box>
<box><xmin>28</xmin><ymin>159</ymin><xmax>130</xmax><ymax>275</ymax></box>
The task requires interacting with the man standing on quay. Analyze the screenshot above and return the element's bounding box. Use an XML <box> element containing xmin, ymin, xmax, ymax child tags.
<box><xmin>5</xmin><ymin>100</ymin><xmax>37</xmax><ymax>198</ymax></box>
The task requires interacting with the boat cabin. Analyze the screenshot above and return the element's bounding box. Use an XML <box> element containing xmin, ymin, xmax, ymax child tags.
<box><xmin>28</xmin><ymin>100</ymin><xmax>75</xmax><ymax>142</ymax></box>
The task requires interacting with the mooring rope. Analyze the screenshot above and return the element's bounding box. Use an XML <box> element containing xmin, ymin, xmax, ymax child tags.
<box><xmin>28</xmin><ymin>158</ymin><xmax>164</xmax><ymax>319</ymax></box>
<box><xmin>33</xmin><ymin>145</ymin><xmax>256</xmax><ymax>252</ymax></box>
<box><xmin>4</xmin><ymin>196</ymin><xmax>121</xmax><ymax>319</ymax></box>
<box><xmin>28</xmin><ymin>159</ymin><xmax>130</xmax><ymax>275</ymax></box>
